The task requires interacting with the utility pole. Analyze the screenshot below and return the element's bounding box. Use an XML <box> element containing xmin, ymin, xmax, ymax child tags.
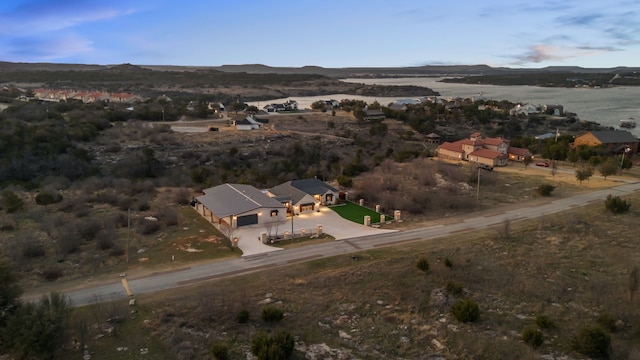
<box><xmin>126</xmin><ymin>208</ymin><xmax>131</xmax><ymax>264</ymax></box>
<box><xmin>476</xmin><ymin>167</ymin><xmax>481</xmax><ymax>201</ymax></box>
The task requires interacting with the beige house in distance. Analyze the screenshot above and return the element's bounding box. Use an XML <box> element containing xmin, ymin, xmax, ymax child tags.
<box><xmin>436</xmin><ymin>132</ymin><xmax>509</xmax><ymax>166</ymax></box>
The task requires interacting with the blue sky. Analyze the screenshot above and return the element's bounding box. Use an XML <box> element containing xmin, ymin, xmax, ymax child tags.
<box><xmin>1</xmin><ymin>0</ymin><xmax>639</xmax><ymax>68</ymax></box>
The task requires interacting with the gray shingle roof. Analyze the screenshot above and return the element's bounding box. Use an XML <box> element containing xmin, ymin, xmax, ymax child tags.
<box><xmin>197</xmin><ymin>183</ymin><xmax>285</xmax><ymax>219</ymax></box>
<box><xmin>290</xmin><ymin>178</ymin><xmax>338</xmax><ymax>194</ymax></box>
<box><xmin>588</xmin><ymin>130</ymin><xmax>639</xmax><ymax>144</ymax></box>
<box><xmin>268</xmin><ymin>182</ymin><xmax>309</xmax><ymax>204</ymax></box>
<box><xmin>269</xmin><ymin>179</ymin><xmax>338</xmax><ymax>204</ymax></box>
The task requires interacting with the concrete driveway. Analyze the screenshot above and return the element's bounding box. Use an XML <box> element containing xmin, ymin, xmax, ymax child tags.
<box><xmin>234</xmin><ymin>206</ymin><xmax>397</xmax><ymax>257</ymax></box>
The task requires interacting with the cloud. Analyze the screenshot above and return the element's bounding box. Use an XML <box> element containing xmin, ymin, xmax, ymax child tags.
<box><xmin>557</xmin><ymin>7</ymin><xmax>640</xmax><ymax>46</ymax></box>
<box><xmin>6</xmin><ymin>34</ymin><xmax>93</xmax><ymax>61</ymax></box>
<box><xmin>511</xmin><ymin>44</ymin><xmax>619</xmax><ymax>65</ymax></box>
<box><xmin>517</xmin><ymin>45</ymin><xmax>566</xmax><ymax>64</ymax></box>
<box><xmin>0</xmin><ymin>0</ymin><xmax>140</xmax><ymax>35</ymax></box>
<box><xmin>560</xmin><ymin>13</ymin><xmax>603</xmax><ymax>26</ymax></box>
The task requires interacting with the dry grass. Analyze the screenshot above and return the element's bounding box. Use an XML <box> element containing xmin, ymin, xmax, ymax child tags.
<box><xmin>65</xmin><ymin>190</ymin><xmax>640</xmax><ymax>359</ymax></box>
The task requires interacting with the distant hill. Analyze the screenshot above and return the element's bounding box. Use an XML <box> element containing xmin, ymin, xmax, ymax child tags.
<box><xmin>2</xmin><ymin>61</ymin><xmax>639</xmax><ymax>78</ymax></box>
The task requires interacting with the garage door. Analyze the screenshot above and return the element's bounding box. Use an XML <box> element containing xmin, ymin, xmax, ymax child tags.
<box><xmin>236</xmin><ymin>214</ymin><xmax>258</xmax><ymax>227</ymax></box>
<box><xmin>300</xmin><ymin>203</ymin><xmax>315</xmax><ymax>212</ymax></box>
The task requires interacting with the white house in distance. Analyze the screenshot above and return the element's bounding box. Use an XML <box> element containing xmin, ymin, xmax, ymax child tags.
<box><xmin>195</xmin><ymin>184</ymin><xmax>286</xmax><ymax>228</ymax></box>
<box><xmin>267</xmin><ymin>178</ymin><xmax>340</xmax><ymax>215</ymax></box>
<box><xmin>234</xmin><ymin>116</ymin><xmax>262</xmax><ymax>130</ymax></box>
<box><xmin>509</xmin><ymin>103</ymin><xmax>539</xmax><ymax>116</ymax></box>
<box><xmin>264</xmin><ymin>100</ymin><xmax>298</xmax><ymax>113</ymax></box>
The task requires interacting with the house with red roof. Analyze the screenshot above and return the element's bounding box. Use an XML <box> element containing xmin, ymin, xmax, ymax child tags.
<box><xmin>507</xmin><ymin>147</ymin><xmax>533</xmax><ymax>161</ymax></box>
<box><xmin>436</xmin><ymin>133</ymin><xmax>514</xmax><ymax>167</ymax></box>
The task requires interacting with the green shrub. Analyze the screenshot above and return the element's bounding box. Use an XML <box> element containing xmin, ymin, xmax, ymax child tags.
<box><xmin>138</xmin><ymin>219</ymin><xmax>161</xmax><ymax>235</ymax></box>
<box><xmin>211</xmin><ymin>342</ymin><xmax>229</xmax><ymax>360</ymax></box>
<box><xmin>336</xmin><ymin>175</ymin><xmax>352</xmax><ymax>187</ymax></box>
<box><xmin>451</xmin><ymin>298</ymin><xmax>480</xmax><ymax>323</ymax></box>
<box><xmin>597</xmin><ymin>313</ymin><xmax>617</xmax><ymax>332</ymax></box>
<box><xmin>571</xmin><ymin>325</ymin><xmax>610</xmax><ymax>359</ymax></box>
<box><xmin>22</xmin><ymin>240</ymin><xmax>45</xmax><ymax>259</ymax></box>
<box><xmin>35</xmin><ymin>192</ymin><xmax>63</xmax><ymax>207</ymax></box>
<box><xmin>522</xmin><ymin>326</ymin><xmax>544</xmax><ymax>348</ymax></box>
<box><xmin>41</xmin><ymin>268</ymin><xmax>63</xmax><ymax>281</ymax></box>
<box><xmin>1</xmin><ymin>190</ymin><xmax>23</xmax><ymax>213</ymax></box>
<box><xmin>415</xmin><ymin>256</ymin><xmax>430</xmax><ymax>272</ymax></box>
<box><xmin>445</xmin><ymin>281</ymin><xmax>463</xmax><ymax>296</ymax></box>
<box><xmin>109</xmin><ymin>247</ymin><xmax>125</xmax><ymax>257</ymax></box>
<box><xmin>237</xmin><ymin>309</ymin><xmax>250</xmax><ymax>324</ymax></box>
<box><xmin>251</xmin><ymin>330</ymin><xmax>295</xmax><ymax>360</ymax></box>
<box><xmin>261</xmin><ymin>306</ymin><xmax>284</xmax><ymax>324</ymax></box>
<box><xmin>535</xmin><ymin>314</ymin><xmax>554</xmax><ymax>329</ymax></box>
<box><xmin>604</xmin><ymin>194</ymin><xmax>630</xmax><ymax>214</ymax></box>
<box><xmin>536</xmin><ymin>184</ymin><xmax>555</xmax><ymax>196</ymax></box>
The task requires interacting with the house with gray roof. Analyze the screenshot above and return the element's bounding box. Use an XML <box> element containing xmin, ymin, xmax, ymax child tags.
<box><xmin>268</xmin><ymin>178</ymin><xmax>339</xmax><ymax>214</ymax></box>
<box><xmin>573</xmin><ymin>130</ymin><xmax>639</xmax><ymax>155</ymax></box>
<box><xmin>234</xmin><ymin>116</ymin><xmax>262</xmax><ymax>130</ymax></box>
<box><xmin>196</xmin><ymin>183</ymin><xmax>286</xmax><ymax>227</ymax></box>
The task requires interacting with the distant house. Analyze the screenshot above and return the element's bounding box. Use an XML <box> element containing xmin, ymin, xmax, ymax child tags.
<box><xmin>468</xmin><ymin>148</ymin><xmax>506</xmax><ymax>167</ymax></box>
<box><xmin>436</xmin><ymin>133</ymin><xmax>510</xmax><ymax>166</ymax></box>
<box><xmin>425</xmin><ymin>133</ymin><xmax>441</xmax><ymax>145</ymax></box>
<box><xmin>235</xmin><ymin>116</ymin><xmax>262</xmax><ymax>130</ymax></box>
<box><xmin>535</xmin><ymin>132</ymin><xmax>558</xmax><ymax>140</ymax></box>
<box><xmin>509</xmin><ymin>103</ymin><xmax>539</xmax><ymax>116</ymax></box>
<box><xmin>195</xmin><ymin>184</ymin><xmax>287</xmax><ymax>228</ymax></box>
<box><xmin>388</xmin><ymin>103</ymin><xmax>407</xmax><ymax>111</ymax></box>
<box><xmin>323</xmin><ymin>99</ymin><xmax>340</xmax><ymax>108</ymax></box>
<box><xmin>444</xmin><ymin>101</ymin><xmax>461</xmax><ymax>112</ymax></box>
<box><xmin>543</xmin><ymin>104</ymin><xmax>564</xmax><ymax>116</ymax></box>
<box><xmin>110</xmin><ymin>92</ymin><xmax>142</xmax><ymax>103</ymax></box>
<box><xmin>264</xmin><ymin>103</ymin><xmax>284</xmax><ymax>113</ymax></box>
<box><xmin>573</xmin><ymin>130</ymin><xmax>639</xmax><ymax>154</ymax></box>
<box><xmin>508</xmin><ymin>147</ymin><xmax>533</xmax><ymax>162</ymax></box>
<box><xmin>268</xmin><ymin>179</ymin><xmax>339</xmax><ymax>215</ymax></box>
<box><xmin>393</xmin><ymin>97</ymin><xmax>426</xmax><ymax>105</ymax></box>
<box><xmin>264</xmin><ymin>100</ymin><xmax>298</xmax><ymax>113</ymax></box>
<box><xmin>363</xmin><ymin>109</ymin><xmax>386</xmax><ymax>121</ymax></box>
<box><xmin>208</xmin><ymin>102</ymin><xmax>225</xmax><ymax>112</ymax></box>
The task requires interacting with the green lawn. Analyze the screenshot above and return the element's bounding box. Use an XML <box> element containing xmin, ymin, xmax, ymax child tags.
<box><xmin>329</xmin><ymin>201</ymin><xmax>386</xmax><ymax>224</ymax></box>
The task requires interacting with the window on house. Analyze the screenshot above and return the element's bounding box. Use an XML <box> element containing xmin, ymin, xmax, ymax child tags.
<box><xmin>270</xmin><ymin>210</ymin><xmax>278</xmax><ymax>217</ymax></box>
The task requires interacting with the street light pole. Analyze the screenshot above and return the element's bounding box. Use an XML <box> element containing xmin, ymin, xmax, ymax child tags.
<box><xmin>621</xmin><ymin>146</ymin><xmax>631</xmax><ymax>170</ymax></box>
<box><xmin>126</xmin><ymin>208</ymin><xmax>130</xmax><ymax>264</ymax></box>
<box><xmin>476</xmin><ymin>167</ymin><xmax>481</xmax><ymax>201</ymax></box>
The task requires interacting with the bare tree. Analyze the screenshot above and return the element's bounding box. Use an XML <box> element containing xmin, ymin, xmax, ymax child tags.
<box><xmin>499</xmin><ymin>218</ymin><xmax>512</xmax><ymax>241</ymax></box>
<box><xmin>264</xmin><ymin>218</ymin><xmax>285</xmax><ymax>241</ymax></box>
<box><xmin>74</xmin><ymin>313</ymin><xmax>91</xmax><ymax>356</ymax></box>
<box><xmin>629</xmin><ymin>266</ymin><xmax>639</xmax><ymax>301</ymax></box>
<box><xmin>220</xmin><ymin>220</ymin><xmax>237</xmax><ymax>249</ymax></box>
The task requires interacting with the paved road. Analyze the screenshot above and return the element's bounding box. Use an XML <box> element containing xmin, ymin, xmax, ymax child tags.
<box><xmin>61</xmin><ymin>181</ymin><xmax>640</xmax><ymax>306</ymax></box>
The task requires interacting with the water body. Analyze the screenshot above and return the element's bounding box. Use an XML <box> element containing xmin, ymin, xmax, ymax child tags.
<box><xmin>342</xmin><ymin>77</ymin><xmax>640</xmax><ymax>135</ymax></box>
<box><xmin>249</xmin><ymin>78</ymin><xmax>640</xmax><ymax>136</ymax></box>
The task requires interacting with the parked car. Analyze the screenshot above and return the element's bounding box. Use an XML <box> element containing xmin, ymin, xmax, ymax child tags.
<box><xmin>478</xmin><ymin>164</ymin><xmax>493</xmax><ymax>171</ymax></box>
<box><xmin>536</xmin><ymin>162</ymin><xmax>550</xmax><ymax>167</ymax></box>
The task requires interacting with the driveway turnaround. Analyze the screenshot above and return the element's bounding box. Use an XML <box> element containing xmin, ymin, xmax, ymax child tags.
<box><xmin>234</xmin><ymin>206</ymin><xmax>398</xmax><ymax>257</ymax></box>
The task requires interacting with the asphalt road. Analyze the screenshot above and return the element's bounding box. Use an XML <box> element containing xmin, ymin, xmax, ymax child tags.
<box><xmin>62</xmin><ymin>181</ymin><xmax>640</xmax><ymax>307</ymax></box>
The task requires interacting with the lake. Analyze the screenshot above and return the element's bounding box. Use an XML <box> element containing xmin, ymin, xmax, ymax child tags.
<box><xmin>249</xmin><ymin>77</ymin><xmax>640</xmax><ymax>136</ymax></box>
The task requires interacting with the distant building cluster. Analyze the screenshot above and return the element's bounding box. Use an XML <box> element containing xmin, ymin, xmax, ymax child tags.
<box><xmin>29</xmin><ymin>88</ymin><xmax>144</xmax><ymax>104</ymax></box>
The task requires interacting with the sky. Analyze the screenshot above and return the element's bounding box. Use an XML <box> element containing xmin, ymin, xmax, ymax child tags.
<box><xmin>1</xmin><ymin>0</ymin><xmax>639</xmax><ymax>69</ymax></box>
